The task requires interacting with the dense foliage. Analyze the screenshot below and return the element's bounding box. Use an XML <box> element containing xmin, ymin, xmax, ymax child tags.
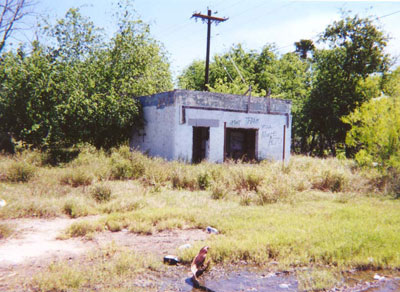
<box><xmin>0</xmin><ymin>7</ymin><xmax>173</xmax><ymax>149</ymax></box>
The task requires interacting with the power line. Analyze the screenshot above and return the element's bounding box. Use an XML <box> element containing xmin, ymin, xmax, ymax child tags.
<box><xmin>192</xmin><ymin>9</ymin><xmax>228</xmax><ymax>90</ymax></box>
<box><xmin>376</xmin><ymin>10</ymin><xmax>400</xmax><ymax>20</ymax></box>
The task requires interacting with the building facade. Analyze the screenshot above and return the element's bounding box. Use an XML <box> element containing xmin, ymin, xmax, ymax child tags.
<box><xmin>131</xmin><ymin>90</ymin><xmax>291</xmax><ymax>163</ymax></box>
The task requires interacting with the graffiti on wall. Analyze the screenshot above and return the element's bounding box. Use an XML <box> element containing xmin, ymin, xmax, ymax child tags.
<box><xmin>228</xmin><ymin>118</ymin><xmax>282</xmax><ymax>147</ymax></box>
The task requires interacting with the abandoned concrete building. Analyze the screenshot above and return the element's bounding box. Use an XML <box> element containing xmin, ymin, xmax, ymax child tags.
<box><xmin>130</xmin><ymin>90</ymin><xmax>292</xmax><ymax>163</ymax></box>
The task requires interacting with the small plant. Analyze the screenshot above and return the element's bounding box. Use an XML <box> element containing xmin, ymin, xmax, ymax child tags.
<box><xmin>63</xmin><ymin>198</ymin><xmax>90</xmax><ymax>218</ymax></box>
<box><xmin>64</xmin><ymin>220</ymin><xmax>103</xmax><ymax>238</ymax></box>
<box><xmin>129</xmin><ymin>221</ymin><xmax>153</xmax><ymax>235</ymax></box>
<box><xmin>109</xmin><ymin>151</ymin><xmax>146</xmax><ymax>180</ymax></box>
<box><xmin>239</xmin><ymin>192</ymin><xmax>254</xmax><ymax>206</ymax></box>
<box><xmin>313</xmin><ymin>170</ymin><xmax>347</xmax><ymax>192</ymax></box>
<box><xmin>0</xmin><ymin>223</ymin><xmax>13</xmax><ymax>239</ymax></box>
<box><xmin>198</xmin><ymin>171</ymin><xmax>212</xmax><ymax>190</ymax></box>
<box><xmin>60</xmin><ymin>169</ymin><xmax>93</xmax><ymax>187</ymax></box>
<box><xmin>211</xmin><ymin>184</ymin><xmax>228</xmax><ymax>200</ymax></box>
<box><xmin>297</xmin><ymin>268</ymin><xmax>340</xmax><ymax>291</ymax></box>
<box><xmin>246</xmin><ymin>173</ymin><xmax>263</xmax><ymax>191</ymax></box>
<box><xmin>6</xmin><ymin>161</ymin><xmax>36</xmax><ymax>182</ymax></box>
<box><xmin>171</xmin><ymin>168</ymin><xmax>198</xmax><ymax>190</ymax></box>
<box><xmin>90</xmin><ymin>184</ymin><xmax>112</xmax><ymax>202</ymax></box>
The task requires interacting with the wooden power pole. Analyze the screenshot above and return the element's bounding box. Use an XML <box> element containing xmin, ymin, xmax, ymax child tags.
<box><xmin>192</xmin><ymin>9</ymin><xmax>228</xmax><ymax>91</ymax></box>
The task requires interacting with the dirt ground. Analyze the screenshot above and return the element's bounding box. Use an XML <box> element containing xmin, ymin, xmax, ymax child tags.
<box><xmin>1</xmin><ymin>218</ymin><xmax>397</xmax><ymax>292</ymax></box>
<box><xmin>0</xmin><ymin>217</ymin><xmax>209</xmax><ymax>291</ymax></box>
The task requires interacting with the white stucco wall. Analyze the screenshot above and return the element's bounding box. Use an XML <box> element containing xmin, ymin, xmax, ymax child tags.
<box><xmin>131</xmin><ymin>90</ymin><xmax>292</xmax><ymax>163</ymax></box>
<box><xmin>174</xmin><ymin>108</ymin><xmax>291</xmax><ymax>163</ymax></box>
<box><xmin>131</xmin><ymin>104</ymin><xmax>176</xmax><ymax>160</ymax></box>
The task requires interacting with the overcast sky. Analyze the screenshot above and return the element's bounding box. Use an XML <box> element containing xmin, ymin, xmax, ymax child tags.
<box><xmin>11</xmin><ymin>0</ymin><xmax>400</xmax><ymax>82</ymax></box>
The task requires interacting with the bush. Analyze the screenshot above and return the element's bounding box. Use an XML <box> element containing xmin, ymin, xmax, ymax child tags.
<box><xmin>63</xmin><ymin>198</ymin><xmax>91</xmax><ymax>218</ymax></box>
<box><xmin>171</xmin><ymin>168</ymin><xmax>198</xmax><ymax>190</ymax></box>
<box><xmin>0</xmin><ymin>223</ymin><xmax>13</xmax><ymax>239</ymax></box>
<box><xmin>234</xmin><ymin>170</ymin><xmax>264</xmax><ymax>192</ymax></box>
<box><xmin>197</xmin><ymin>171</ymin><xmax>212</xmax><ymax>190</ymax></box>
<box><xmin>312</xmin><ymin>170</ymin><xmax>347</xmax><ymax>192</ymax></box>
<box><xmin>65</xmin><ymin>220</ymin><xmax>103</xmax><ymax>238</ymax></box>
<box><xmin>6</xmin><ymin>161</ymin><xmax>36</xmax><ymax>182</ymax></box>
<box><xmin>90</xmin><ymin>184</ymin><xmax>112</xmax><ymax>202</ymax></box>
<box><xmin>60</xmin><ymin>169</ymin><xmax>93</xmax><ymax>187</ymax></box>
<box><xmin>256</xmin><ymin>183</ymin><xmax>292</xmax><ymax>205</ymax></box>
<box><xmin>109</xmin><ymin>152</ymin><xmax>145</xmax><ymax>180</ymax></box>
<box><xmin>211</xmin><ymin>184</ymin><xmax>228</xmax><ymax>200</ymax></box>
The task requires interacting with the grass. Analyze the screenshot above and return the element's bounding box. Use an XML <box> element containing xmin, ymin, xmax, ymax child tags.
<box><xmin>1</xmin><ymin>146</ymin><xmax>400</xmax><ymax>291</ymax></box>
<box><xmin>27</xmin><ymin>244</ymin><xmax>161</xmax><ymax>292</ymax></box>
<box><xmin>0</xmin><ymin>223</ymin><xmax>13</xmax><ymax>239</ymax></box>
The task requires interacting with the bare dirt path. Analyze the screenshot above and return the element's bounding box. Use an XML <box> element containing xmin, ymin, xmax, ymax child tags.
<box><xmin>0</xmin><ymin>217</ymin><xmax>208</xmax><ymax>291</ymax></box>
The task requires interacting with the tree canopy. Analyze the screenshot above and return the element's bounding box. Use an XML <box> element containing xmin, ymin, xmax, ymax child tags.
<box><xmin>0</xmin><ymin>6</ymin><xmax>173</xmax><ymax>149</ymax></box>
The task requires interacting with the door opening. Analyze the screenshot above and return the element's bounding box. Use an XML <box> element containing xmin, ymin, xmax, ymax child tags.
<box><xmin>192</xmin><ymin>127</ymin><xmax>210</xmax><ymax>163</ymax></box>
<box><xmin>225</xmin><ymin>128</ymin><xmax>257</xmax><ymax>161</ymax></box>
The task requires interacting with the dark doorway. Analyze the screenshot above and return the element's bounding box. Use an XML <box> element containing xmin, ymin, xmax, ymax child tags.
<box><xmin>192</xmin><ymin>127</ymin><xmax>210</xmax><ymax>163</ymax></box>
<box><xmin>225</xmin><ymin>128</ymin><xmax>257</xmax><ymax>161</ymax></box>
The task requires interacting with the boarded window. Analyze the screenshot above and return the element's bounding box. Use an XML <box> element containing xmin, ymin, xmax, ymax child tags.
<box><xmin>225</xmin><ymin>128</ymin><xmax>257</xmax><ymax>161</ymax></box>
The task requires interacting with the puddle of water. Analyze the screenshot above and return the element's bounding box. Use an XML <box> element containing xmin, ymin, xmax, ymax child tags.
<box><xmin>343</xmin><ymin>271</ymin><xmax>400</xmax><ymax>292</ymax></box>
<box><xmin>155</xmin><ymin>266</ymin><xmax>400</xmax><ymax>292</ymax></box>
<box><xmin>158</xmin><ymin>267</ymin><xmax>297</xmax><ymax>292</ymax></box>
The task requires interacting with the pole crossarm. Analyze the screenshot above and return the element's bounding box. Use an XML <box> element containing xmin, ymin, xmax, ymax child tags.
<box><xmin>192</xmin><ymin>13</ymin><xmax>228</xmax><ymax>23</ymax></box>
<box><xmin>192</xmin><ymin>9</ymin><xmax>228</xmax><ymax>91</ymax></box>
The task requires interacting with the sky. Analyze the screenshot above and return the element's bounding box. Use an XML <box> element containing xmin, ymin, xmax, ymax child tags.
<box><xmin>10</xmin><ymin>0</ymin><xmax>400</xmax><ymax>82</ymax></box>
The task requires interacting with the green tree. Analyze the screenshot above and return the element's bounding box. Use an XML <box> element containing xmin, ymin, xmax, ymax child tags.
<box><xmin>302</xmin><ymin>15</ymin><xmax>389</xmax><ymax>156</ymax></box>
<box><xmin>343</xmin><ymin>96</ymin><xmax>400</xmax><ymax>169</ymax></box>
<box><xmin>294</xmin><ymin>39</ymin><xmax>315</xmax><ymax>59</ymax></box>
<box><xmin>382</xmin><ymin>66</ymin><xmax>400</xmax><ymax>97</ymax></box>
<box><xmin>0</xmin><ymin>7</ymin><xmax>172</xmax><ymax>149</ymax></box>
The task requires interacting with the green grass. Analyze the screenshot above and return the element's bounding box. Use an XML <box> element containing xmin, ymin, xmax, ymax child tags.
<box><xmin>27</xmin><ymin>244</ymin><xmax>161</xmax><ymax>292</ymax></box>
<box><xmin>1</xmin><ymin>146</ymin><xmax>400</xmax><ymax>291</ymax></box>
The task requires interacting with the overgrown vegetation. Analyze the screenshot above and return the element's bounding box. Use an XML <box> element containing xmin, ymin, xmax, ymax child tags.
<box><xmin>1</xmin><ymin>146</ymin><xmax>400</xmax><ymax>291</ymax></box>
<box><xmin>27</xmin><ymin>244</ymin><xmax>161</xmax><ymax>292</ymax></box>
<box><xmin>0</xmin><ymin>4</ymin><xmax>172</xmax><ymax>150</ymax></box>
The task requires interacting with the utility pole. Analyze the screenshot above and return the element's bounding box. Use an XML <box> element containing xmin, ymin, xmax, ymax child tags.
<box><xmin>192</xmin><ymin>9</ymin><xmax>228</xmax><ymax>91</ymax></box>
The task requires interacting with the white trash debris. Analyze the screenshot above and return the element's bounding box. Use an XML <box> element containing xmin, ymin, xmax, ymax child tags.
<box><xmin>206</xmin><ymin>226</ymin><xmax>219</xmax><ymax>234</ymax></box>
<box><xmin>163</xmin><ymin>255</ymin><xmax>180</xmax><ymax>265</ymax></box>
<box><xmin>0</xmin><ymin>199</ymin><xmax>6</xmax><ymax>207</ymax></box>
<box><xmin>279</xmin><ymin>283</ymin><xmax>290</xmax><ymax>289</ymax></box>
<box><xmin>178</xmin><ymin>243</ymin><xmax>192</xmax><ymax>250</ymax></box>
<box><xmin>373</xmin><ymin>274</ymin><xmax>385</xmax><ymax>281</ymax></box>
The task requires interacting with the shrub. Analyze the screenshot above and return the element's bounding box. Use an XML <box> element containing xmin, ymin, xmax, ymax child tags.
<box><xmin>245</xmin><ymin>173</ymin><xmax>264</xmax><ymax>191</ymax></box>
<box><xmin>60</xmin><ymin>169</ymin><xmax>93</xmax><ymax>187</ymax></box>
<box><xmin>129</xmin><ymin>221</ymin><xmax>153</xmax><ymax>235</ymax></box>
<box><xmin>234</xmin><ymin>170</ymin><xmax>264</xmax><ymax>192</ymax></box>
<box><xmin>63</xmin><ymin>198</ymin><xmax>90</xmax><ymax>218</ymax></box>
<box><xmin>0</xmin><ymin>223</ymin><xmax>13</xmax><ymax>239</ymax></box>
<box><xmin>312</xmin><ymin>170</ymin><xmax>347</xmax><ymax>192</ymax></box>
<box><xmin>6</xmin><ymin>161</ymin><xmax>36</xmax><ymax>182</ymax></box>
<box><xmin>171</xmin><ymin>168</ymin><xmax>198</xmax><ymax>190</ymax></box>
<box><xmin>90</xmin><ymin>184</ymin><xmax>112</xmax><ymax>202</ymax></box>
<box><xmin>256</xmin><ymin>183</ymin><xmax>292</xmax><ymax>205</ymax></box>
<box><xmin>64</xmin><ymin>220</ymin><xmax>103</xmax><ymax>238</ymax></box>
<box><xmin>109</xmin><ymin>153</ymin><xmax>146</xmax><ymax>180</ymax></box>
<box><xmin>197</xmin><ymin>171</ymin><xmax>212</xmax><ymax>190</ymax></box>
<box><xmin>211</xmin><ymin>184</ymin><xmax>228</xmax><ymax>200</ymax></box>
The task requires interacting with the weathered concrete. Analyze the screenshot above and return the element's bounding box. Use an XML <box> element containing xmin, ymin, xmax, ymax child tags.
<box><xmin>131</xmin><ymin>90</ymin><xmax>292</xmax><ymax>163</ymax></box>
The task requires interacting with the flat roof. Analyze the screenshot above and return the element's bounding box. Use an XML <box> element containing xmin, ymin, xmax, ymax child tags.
<box><xmin>137</xmin><ymin>89</ymin><xmax>291</xmax><ymax>114</ymax></box>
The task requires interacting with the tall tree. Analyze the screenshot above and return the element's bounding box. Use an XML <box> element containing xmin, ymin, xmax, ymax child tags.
<box><xmin>302</xmin><ymin>15</ymin><xmax>389</xmax><ymax>156</ymax></box>
<box><xmin>0</xmin><ymin>0</ymin><xmax>34</xmax><ymax>53</ymax></box>
<box><xmin>295</xmin><ymin>39</ymin><xmax>315</xmax><ymax>59</ymax></box>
